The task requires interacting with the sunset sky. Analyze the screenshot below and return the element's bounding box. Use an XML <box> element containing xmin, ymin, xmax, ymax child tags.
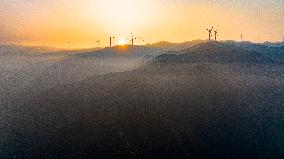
<box><xmin>1</xmin><ymin>0</ymin><xmax>284</xmax><ymax>48</ymax></box>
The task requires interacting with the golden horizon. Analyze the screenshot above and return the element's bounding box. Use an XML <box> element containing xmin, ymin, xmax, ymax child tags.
<box><xmin>1</xmin><ymin>0</ymin><xmax>283</xmax><ymax>48</ymax></box>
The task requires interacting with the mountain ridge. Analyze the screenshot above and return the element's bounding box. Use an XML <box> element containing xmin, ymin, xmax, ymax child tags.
<box><xmin>150</xmin><ymin>42</ymin><xmax>282</xmax><ymax>65</ymax></box>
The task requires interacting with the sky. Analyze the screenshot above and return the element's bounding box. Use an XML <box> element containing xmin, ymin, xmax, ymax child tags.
<box><xmin>0</xmin><ymin>0</ymin><xmax>284</xmax><ymax>48</ymax></box>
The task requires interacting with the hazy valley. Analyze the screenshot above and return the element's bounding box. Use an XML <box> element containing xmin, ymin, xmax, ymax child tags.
<box><xmin>0</xmin><ymin>41</ymin><xmax>284</xmax><ymax>158</ymax></box>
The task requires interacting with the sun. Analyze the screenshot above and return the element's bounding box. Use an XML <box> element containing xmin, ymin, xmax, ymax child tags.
<box><xmin>118</xmin><ymin>38</ymin><xmax>128</xmax><ymax>45</ymax></box>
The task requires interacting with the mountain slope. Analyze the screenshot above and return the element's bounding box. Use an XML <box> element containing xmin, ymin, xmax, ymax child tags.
<box><xmin>0</xmin><ymin>45</ymin><xmax>62</xmax><ymax>56</ymax></box>
<box><xmin>4</xmin><ymin>60</ymin><xmax>284</xmax><ymax>159</ymax></box>
<box><xmin>23</xmin><ymin>45</ymin><xmax>162</xmax><ymax>93</ymax></box>
<box><xmin>2</xmin><ymin>42</ymin><xmax>284</xmax><ymax>158</ymax></box>
<box><xmin>79</xmin><ymin>45</ymin><xmax>163</xmax><ymax>58</ymax></box>
<box><xmin>146</xmin><ymin>40</ymin><xmax>206</xmax><ymax>51</ymax></box>
<box><xmin>224</xmin><ymin>41</ymin><xmax>284</xmax><ymax>62</ymax></box>
<box><xmin>151</xmin><ymin>42</ymin><xmax>279</xmax><ymax>64</ymax></box>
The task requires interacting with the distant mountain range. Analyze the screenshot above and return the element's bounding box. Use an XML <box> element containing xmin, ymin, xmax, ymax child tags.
<box><xmin>222</xmin><ymin>40</ymin><xmax>284</xmax><ymax>47</ymax></box>
<box><xmin>1</xmin><ymin>40</ymin><xmax>283</xmax><ymax>57</ymax></box>
<box><xmin>0</xmin><ymin>44</ymin><xmax>102</xmax><ymax>56</ymax></box>
<box><xmin>0</xmin><ymin>44</ymin><xmax>62</xmax><ymax>56</ymax></box>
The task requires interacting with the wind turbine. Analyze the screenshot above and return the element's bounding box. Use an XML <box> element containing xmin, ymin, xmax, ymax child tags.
<box><xmin>130</xmin><ymin>33</ymin><xmax>137</xmax><ymax>46</ymax></box>
<box><xmin>214</xmin><ymin>30</ymin><xmax>218</xmax><ymax>41</ymax></box>
<box><xmin>109</xmin><ymin>36</ymin><xmax>115</xmax><ymax>47</ymax></box>
<box><xmin>96</xmin><ymin>40</ymin><xmax>101</xmax><ymax>47</ymax></box>
<box><xmin>138</xmin><ymin>37</ymin><xmax>145</xmax><ymax>44</ymax></box>
<box><xmin>128</xmin><ymin>33</ymin><xmax>145</xmax><ymax>45</ymax></box>
<box><xmin>67</xmin><ymin>41</ymin><xmax>71</xmax><ymax>49</ymax></box>
<box><xmin>207</xmin><ymin>27</ymin><xmax>214</xmax><ymax>41</ymax></box>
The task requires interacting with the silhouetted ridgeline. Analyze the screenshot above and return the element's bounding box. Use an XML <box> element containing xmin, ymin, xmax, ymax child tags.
<box><xmin>151</xmin><ymin>42</ymin><xmax>282</xmax><ymax>65</ymax></box>
<box><xmin>145</xmin><ymin>40</ymin><xmax>206</xmax><ymax>50</ymax></box>
<box><xmin>224</xmin><ymin>41</ymin><xmax>284</xmax><ymax>62</ymax></box>
<box><xmin>1</xmin><ymin>41</ymin><xmax>284</xmax><ymax>158</ymax></box>
<box><xmin>79</xmin><ymin>45</ymin><xmax>163</xmax><ymax>58</ymax></box>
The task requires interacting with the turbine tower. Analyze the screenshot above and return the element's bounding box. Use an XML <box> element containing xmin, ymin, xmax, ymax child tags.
<box><xmin>109</xmin><ymin>36</ymin><xmax>115</xmax><ymax>47</ymax></box>
<box><xmin>214</xmin><ymin>30</ymin><xmax>218</xmax><ymax>41</ymax></box>
<box><xmin>131</xmin><ymin>33</ymin><xmax>137</xmax><ymax>46</ymax></box>
<box><xmin>67</xmin><ymin>41</ymin><xmax>71</xmax><ymax>49</ymax></box>
<box><xmin>207</xmin><ymin>27</ymin><xmax>214</xmax><ymax>42</ymax></box>
<box><xmin>128</xmin><ymin>33</ymin><xmax>145</xmax><ymax>46</ymax></box>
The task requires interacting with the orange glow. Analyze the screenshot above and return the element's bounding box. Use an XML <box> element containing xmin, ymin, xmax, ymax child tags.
<box><xmin>118</xmin><ymin>38</ymin><xmax>128</xmax><ymax>45</ymax></box>
<box><xmin>1</xmin><ymin>0</ymin><xmax>283</xmax><ymax>48</ymax></box>
<box><xmin>114</xmin><ymin>44</ymin><xmax>130</xmax><ymax>54</ymax></box>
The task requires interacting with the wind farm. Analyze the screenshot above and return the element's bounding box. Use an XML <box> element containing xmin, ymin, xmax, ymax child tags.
<box><xmin>1</xmin><ymin>0</ymin><xmax>284</xmax><ymax>159</ymax></box>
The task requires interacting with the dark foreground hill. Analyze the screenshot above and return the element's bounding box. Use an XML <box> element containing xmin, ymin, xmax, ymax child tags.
<box><xmin>4</xmin><ymin>63</ymin><xmax>284</xmax><ymax>159</ymax></box>
<box><xmin>1</xmin><ymin>43</ymin><xmax>284</xmax><ymax>159</ymax></box>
